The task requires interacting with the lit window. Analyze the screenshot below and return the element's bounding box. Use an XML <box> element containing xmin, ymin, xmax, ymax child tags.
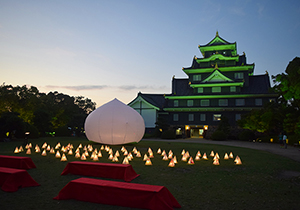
<box><xmin>198</xmin><ymin>87</ymin><xmax>203</xmax><ymax>93</ymax></box>
<box><xmin>189</xmin><ymin>114</ymin><xmax>194</xmax><ymax>121</ymax></box>
<box><xmin>234</xmin><ymin>72</ymin><xmax>244</xmax><ymax>79</ymax></box>
<box><xmin>219</xmin><ymin>99</ymin><xmax>228</xmax><ymax>106</ymax></box>
<box><xmin>235</xmin><ymin>99</ymin><xmax>245</xmax><ymax>106</ymax></box>
<box><xmin>174</xmin><ymin>100</ymin><xmax>178</xmax><ymax>107</ymax></box>
<box><xmin>201</xmin><ymin>100</ymin><xmax>209</xmax><ymax>106</ymax></box>
<box><xmin>193</xmin><ymin>75</ymin><xmax>201</xmax><ymax>81</ymax></box>
<box><xmin>235</xmin><ymin>114</ymin><xmax>241</xmax><ymax>121</ymax></box>
<box><xmin>255</xmin><ymin>99</ymin><xmax>262</xmax><ymax>106</ymax></box>
<box><xmin>173</xmin><ymin>114</ymin><xmax>178</xmax><ymax>121</ymax></box>
<box><xmin>176</xmin><ymin>128</ymin><xmax>182</xmax><ymax>135</ymax></box>
<box><xmin>230</xmin><ymin>86</ymin><xmax>236</xmax><ymax>92</ymax></box>
<box><xmin>200</xmin><ymin>114</ymin><xmax>206</xmax><ymax>121</ymax></box>
<box><xmin>212</xmin><ymin>87</ymin><xmax>221</xmax><ymax>93</ymax></box>
<box><xmin>213</xmin><ymin>114</ymin><xmax>221</xmax><ymax>121</ymax></box>
<box><xmin>187</xmin><ymin>100</ymin><xmax>193</xmax><ymax>107</ymax></box>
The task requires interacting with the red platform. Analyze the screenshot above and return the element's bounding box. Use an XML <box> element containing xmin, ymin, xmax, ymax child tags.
<box><xmin>0</xmin><ymin>155</ymin><xmax>36</xmax><ymax>170</ymax></box>
<box><xmin>61</xmin><ymin>161</ymin><xmax>139</xmax><ymax>182</ymax></box>
<box><xmin>0</xmin><ymin>167</ymin><xmax>40</xmax><ymax>192</ymax></box>
<box><xmin>54</xmin><ymin>177</ymin><xmax>181</xmax><ymax>210</ymax></box>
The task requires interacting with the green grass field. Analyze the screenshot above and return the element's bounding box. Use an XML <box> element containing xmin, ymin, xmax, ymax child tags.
<box><xmin>1</xmin><ymin>137</ymin><xmax>300</xmax><ymax>210</ymax></box>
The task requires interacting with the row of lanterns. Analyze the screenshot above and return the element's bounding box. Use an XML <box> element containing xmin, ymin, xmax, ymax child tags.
<box><xmin>14</xmin><ymin>142</ymin><xmax>242</xmax><ymax>166</ymax></box>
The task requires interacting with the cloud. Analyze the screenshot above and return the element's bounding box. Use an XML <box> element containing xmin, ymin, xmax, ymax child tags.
<box><xmin>44</xmin><ymin>84</ymin><xmax>169</xmax><ymax>92</ymax></box>
<box><xmin>45</xmin><ymin>85</ymin><xmax>109</xmax><ymax>91</ymax></box>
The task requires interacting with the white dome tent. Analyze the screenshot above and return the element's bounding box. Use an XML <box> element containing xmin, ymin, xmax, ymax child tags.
<box><xmin>84</xmin><ymin>98</ymin><xmax>145</xmax><ymax>145</ymax></box>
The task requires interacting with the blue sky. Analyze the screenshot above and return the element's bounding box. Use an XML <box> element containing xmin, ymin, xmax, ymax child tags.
<box><xmin>1</xmin><ymin>0</ymin><xmax>299</xmax><ymax>107</ymax></box>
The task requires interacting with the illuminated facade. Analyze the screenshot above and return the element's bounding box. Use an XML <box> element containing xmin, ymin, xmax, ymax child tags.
<box><xmin>129</xmin><ymin>32</ymin><xmax>277</xmax><ymax>138</ymax></box>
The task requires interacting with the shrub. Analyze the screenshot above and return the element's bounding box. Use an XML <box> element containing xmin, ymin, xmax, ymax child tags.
<box><xmin>161</xmin><ymin>130</ymin><xmax>176</xmax><ymax>139</ymax></box>
<box><xmin>211</xmin><ymin>130</ymin><xmax>227</xmax><ymax>141</ymax></box>
<box><xmin>238</xmin><ymin>130</ymin><xmax>255</xmax><ymax>141</ymax></box>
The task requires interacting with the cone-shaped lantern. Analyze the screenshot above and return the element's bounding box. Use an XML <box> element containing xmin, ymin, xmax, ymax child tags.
<box><xmin>202</xmin><ymin>153</ymin><xmax>208</xmax><ymax>160</ymax></box>
<box><xmin>122</xmin><ymin>157</ymin><xmax>129</xmax><ymax>164</ymax></box>
<box><xmin>229</xmin><ymin>152</ymin><xmax>234</xmax><ymax>159</ymax></box>
<box><xmin>195</xmin><ymin>155</ymin><xmax>201</xmax><ymax>161</ymax></box>
<box><xmin>98</xmin><ymin>151</ymin><xmax>102</xmax><ymax>157</ymax></box>
<box><xmin>157</xmin><ymin>148</ymin><xmax>161</xmax><ymax>154</ymax></box>
<box><xmin>14</xmin><ymin>147</ymin><xmax>20</xmax><ymax>153</ymax></box>
<box><xmin>81</xmin><ymin>154</ymin><xmax>86</xmax><ymax>160</ymax></box>
<box><xmin>163</xmin><ymin>154</ymin><xmax>169</xmax><ymax>161</ymax></box>
<box><xmin>145</xmin><ymin>158</ymin><xmax>152</xmax><ymax>165</ymax></box>
<box><xmin>46</xmin><ymin>145</ymin><xmax>51</xmax><ymax>151</ymax></box>
<box><xmin>181</xmin><ymin>149</ymin><xmax>185</xmax><ymax>155</ymax></box>
<box><xmin>50</xmin><ymin>148</ymin><xmax>55</xmax><ymax>154</ymax></box>
<box><xmin>42</xmin><ymin>149</ymin><xmax>47</xmax><ymax>156</ymax></box>
<box><xmin>234</xmin><ymin>156</ymin><xmax>242</xmax><ymax>165</ymax></box>
<box><xmin>161</xmin><ymin>150</ymin><xmax>166</xmax><ymax>156</ymax></box>
<box><xmin>61</xmin><ymin>154</ymin><xmax>67</xmax><ymax>161</ymax></box>
<box><xmin>173</xmin><ymin>156</ymin><xmax>178</xmax><ymax>164</ymax></box>
<box><xmin>42</xmin><ymin>142</ymin><xmax>47</xmax><ymax>149</ymax></box>
<box><xmin>143</xmin><ymin>154</ymin><xmax>148</xmax><ymax>161</ymax></box>
<box><xmin>224</xmin><ymin>153</ymin><xmax>229</xmax><ymax>160</ymax></box>
<box><xmin>108</xmin><ymin>154</ymin><xmax>113</xmax><ymax>160</ymax></box>
<box><xmin>112</xmin><ymin>155</ymin><xmax>118</xmax><ymax>162</ymax></box>
<box><xmin>55</xmin><ymin>151</ymin><xmax>61</xmax><ymax>158</ymax></box>
<box><xmin>68</xmin><ymin>149</ymin><xmax>73</xmax><ymax>155</ymax></box>
<box><xmin>26</xmin><ymin>148</ymin><xmax>31</xmax><ymax>155</ymax></box>
<box><xmin>210</xmin><ymin>151</ymin><xmax>214</xmax><ymax>157</ymax></box>
<box><xmin>213</xmin><ymin>158</ymin><xmax>220</xmax><ymax>165</ymax></box>
<box><xmin>75</xmin><ymin>152</ymin><xmax>81</xmax><ymax>158</ymax></box>
<box><xmin>93</xmin><ymin>155</ymin><xmax>99</xmax><ymax>161</ymax></box>
<box><xmin>136</xmin><ymin>151</ymin><xmax>141</xmax><ymax>157</ymax></box>
<box><xmin>19</xmin><ymin>146</ymin><xmax>24</xmax><ymax>152</ymax></box>
<box><xmin>188</xmin><ymin>157</ymin><xmax>194</xmax><ymax>165</ymax></box>
<box><xmin>168</xmin><ymin>159</ymin><xmax>175</xmax><ymax>167</ymax></box>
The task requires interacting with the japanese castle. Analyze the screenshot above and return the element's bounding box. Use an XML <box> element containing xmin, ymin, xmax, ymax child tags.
<box><xmin>128</xmin><ymin>32</ymin><xmax>277</xmax><ymax>138</ymax></box>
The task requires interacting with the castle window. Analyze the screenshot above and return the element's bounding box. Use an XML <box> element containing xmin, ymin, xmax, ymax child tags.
<box><xmin>219</xmin><ymin>99</ymin><xmax>228</xmax><ymax>106</ymax></box>
<box><xmin>235</xmin><ymin>114</ymin><xmax>241</xmax><ymax>121</ymax></box>
<box><xmin>235</xmin><ymin>99</ymin><xmax>245</xmax><ymax>106</ymax></box>
<box><xmin>230</xmin><ymin>86</ymin><xmax>236</xmax><ymax>92</ymax></box>
<box><xmin>174</xmin><ymin>100</ymin><xmax>178</xmax><ymax>107</ymax></box>
<box><xmin>200</xmin><ymin>114</ymin><xmax>206</xmax><ymax>121</ymax></box>
<box><xmin>173</xmin><ymin>114</ymin><xmax>179</xmax><ymax>121</ymax></box>
<box><xmin>235</xmin><ymin>72</ymin><xmax>244</xmax><ymax>79</ymax></box>
<box><xmin>189</xmin><ymin>114</ymin><xmax>194</xmax><ymax>121</ymax></box>
<box><xmin>255</xmin><ymin>99</ymin><xmax>262</xmax><ymax>106</ymax></box>
<box><xmin>187</xmin><ymin>100</ymin><xmax>193</xmax><ymax>107</ymax></box>
<box><xmin>201</xmin><ymin>100</ymin><xmax>209</xmax><ymax>106</ymax></box>
<box><xmin>198</xmin><ymin>87</ymin><xmax>203</xmax><ymax>93</ymax></box>
<box><xmin>193</xmin><ymin>75</ymin><xmax>201</xmax><ymax>81</ymax></box>
<box><xmin>213</xmin><ymin>114</ymin><xmax>221</xmax><ymax>121</ymax></box>
<box><xmin>212</xmin><ymin>87</ymin><xmax>221</xmax><ymax>93</ymax></box>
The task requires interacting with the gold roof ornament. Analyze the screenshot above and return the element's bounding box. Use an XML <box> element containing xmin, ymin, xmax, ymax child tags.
<box><xmin>265</xmin><ymin>71</ymin><xmax>268</xmax><ymax>75</ymax></box>
<box><xmin>214</xmin><ymin>63</ymin><xmax>219</xmax><ymax>69</ymax></box>
<box><xmin>216</xmin><ymin>30</ymin><xmax>219</xmax><ymax>37</ymax></box>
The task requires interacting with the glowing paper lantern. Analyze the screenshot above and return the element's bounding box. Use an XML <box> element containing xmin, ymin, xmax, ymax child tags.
<box><xmin>234</xmin><ymin>156</ymin><xmax>242</xmax><ymax>165</ymax></box>
<box><xmin>42</xmin><ymin>142</ymin><xmax>47</xmax><ymax>149</ymax></box>
<box><xmin>112</xmin><ymin>156</ymin><xmax>118</xmax><ymax>162</ymax></box>
<box><xmin>136</xmin><ymin>151</ymin><xmax>141</xmax><ymax>157</ymax></box>
<box><xmin>173</xmin><ymin>156</ymin><xmax>178</xmax><ymax>164</ymax></box>
<box><xmin>143</xmin><ymin>154</ymin><xmax>148</xmax><ymax>161</ymax></box>
<box><xmin>213</xmin><ymin>158</ymin><xmax>220</xmax><ymax>165</ymax></box>
<box><xmin>14</xmin><ymin>147</ymin><xmax>20</xmax><ymax>153</ymax></box>
<box><xmin>68</xmin><ymin>149</ymin><xmax>73</xmax><ymax>155</ymax></box>
<box><xmin>161</xmin><ymin>150</ymin><xmax>166</xmax><ymax>156</ymax></box>
<box><xmin>229</xmin><ymin>152</ymin><xmax>234</xmax><ymax>159</ymax></box>
<box><xmin>196</xmin><ymin>151</ymin><xmax>201</xmax><ymax>157</ymax></box>
<box><xmin>202</xmin><ymin>153</ymin><xmax>208</xmax><ymax>160</ymax></box>
<box><xmin>188</xmin><ymin>157</ymin><xmax>194</xmax><ymax>165</ymax></box>
<box><xmin>79</xmin><ymin>144</ymin><xmax>83</xmax><ymax>148</ymax></box>
<box><xmin>181</xmin><ymin>149</ymin><xmax>185</xmax><ymax>155</ymax></box>
<box><xmin>181</xmin><ymin>155</ymin><xmax>187</xmax><ymax>162</ymax></box>
<box><xmin>81</xmin><ymin>154</ymin><xmax>86</xmax><ymax>160</ymax></box>
<box><xmin>19</xmin><ymin>146</ymin><xmax>24</xmax><ymax>152</ymax></box>
<box><xmin>75</xmin><ymin>153</ymin><xmax>81</xmax><ymax>158</ymax></box>
<box><xmin>42</xmin><ymin>150</ymin><xmax>47</xmax><ymax>156</ymax></box>
<box><xmin>108</xmin><ymin>154</ymin><xmax>113</xmax><ymax>160</ymax></box>
<box><xmin>163</xmin><ymin>154</ymin><xmax>169</xmax><ymax>160</ymax></box>
<box><xmin>122</xmin><ymin>157</ymin><xmax>129</xmax><ymax>164</ymax></box>
<box><xmin>224</xmin><ymin>153</ymin><xmax>229</xmax><ymax>160</ymax></box>
<box><xmin>46</xmin><ymin>145</ymin><xmax>51</xmax><ymax>151</ymax></box>
<box><xmin>210</xmin><ymin>151</ymin><xmax>214</xmax><ymax>157</ymax></box>
<box><xmin>145</xmin><ymin>158</ymin><xmax>152</xmax><ymax>165</ymax></box>
<box><xmin>98</xmin><ymin>151</ymin><xmax>102</xmax><ymax>157</ymax></box>
<box><xmin>157</xmin><ymin>148</ymin><xmax>161</xmax><ymax>154</ymax></box>
<box><xmin>195</xmin><ymin>155</ymin><xmax>201</xmax><ymax>161</ymax></box>
<box><xmin>26</xmin><ymin>148</ymin><xmax>31</xmax><ymax>155</ymax></box>
<box><xmin>168</xmin><ymin>159</ymin><xmax>175</xmax><ymax>167</ymax></box>
<box><xmin>93</xmin><ymin>155</ymin><xmax>99</xmax><ymax>161</ymax></box>
<box><xmin>55</xmin><ymin>151</ymin><xmax>61</xmax><ymax>158</ymax></box>
<box><xmin>61</xmin><ymin>154</ymin><xmax>67</xmax><ymax>161</ymax></box>
<box><xmin>85</xmin><ymin>98</ymin><xmax>145</xmax><ymax>145</ymax></box>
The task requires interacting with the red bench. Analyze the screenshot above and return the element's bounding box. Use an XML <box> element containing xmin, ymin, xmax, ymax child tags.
<box><xmin>0</xmin><ymin>167</ymin><xmax>40</xmax><ymax>192</ymax></box>
<box><xmin>54</xmin><ymin>177</ymin><xmax>181</xmax><ymax>210</ymax></box>
<box><xmin>0</xmin><ymin>155</ymin><xmax>36</xmax><ymax>170</ymax></box>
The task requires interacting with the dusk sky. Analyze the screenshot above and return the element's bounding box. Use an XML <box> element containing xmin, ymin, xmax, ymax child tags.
<box><xmin>1</xmin><ymin>0</ymin><xmax>300</xmax><ymax>107</ymax></box>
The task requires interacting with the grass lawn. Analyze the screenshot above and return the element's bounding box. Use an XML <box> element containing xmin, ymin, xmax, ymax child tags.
<box><xmin>1</xmin><ymin>136</ymin><xmax>300</xmax><ymax>210</ymax></box>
